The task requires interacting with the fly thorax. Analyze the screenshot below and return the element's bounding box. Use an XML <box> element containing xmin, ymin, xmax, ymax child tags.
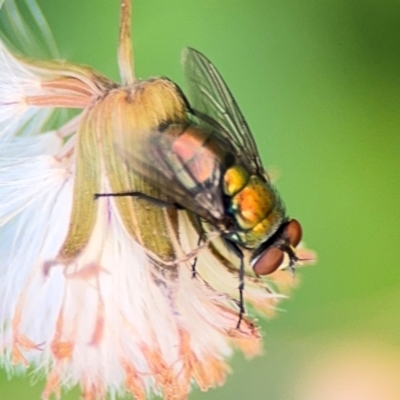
<box><xmin>230</xmin><ymin>175</ymin><xmax>284</xmax><ymax>249</ymax></box>
<box><xmin>223</xmin><ymin>165</ymin><xmax>249</xmax><ymax>196</ymax></box>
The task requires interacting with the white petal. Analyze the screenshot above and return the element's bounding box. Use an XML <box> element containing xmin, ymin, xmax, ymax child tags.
<box><xmin>0</xmin><ymin>156</ymin><xmax>262</xmax><ymax>398</ymax></box>
<box><xmin>0</xmin><ymin>39</ymin><xmax>72</xmax><ymax>144</ymax></box>
<box><xmin>0</xmin><ymin>148</ymin><xmax>73</xmax><ymax>367</ymax></box>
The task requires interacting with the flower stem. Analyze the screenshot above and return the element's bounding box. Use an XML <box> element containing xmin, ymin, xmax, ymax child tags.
<box><xmin>118</xmin><ymin>0</ymin><xmax>135</xmax><ymax>85</ymax></box>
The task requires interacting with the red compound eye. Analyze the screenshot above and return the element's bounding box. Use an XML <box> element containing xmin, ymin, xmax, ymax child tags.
<box><xmin>252</xmin><ymin>247</ymin><xmax>284</xmax><ymax>276</ymax></box>
<box><xmin>252</xmin><ymin>219</ymin><xmax>303</xmax><ymax>275</ymax></box>
<box><xmin>285</xmin><ymin>219</ymin><xmax>302</xmax><ymax>247</ymax></box>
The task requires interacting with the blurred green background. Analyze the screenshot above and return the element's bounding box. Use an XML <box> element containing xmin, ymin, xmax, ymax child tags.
<box><xmin>1</xmin><ymin>0</ymin><xmax>400</xmax><ymax>399</ymax></box>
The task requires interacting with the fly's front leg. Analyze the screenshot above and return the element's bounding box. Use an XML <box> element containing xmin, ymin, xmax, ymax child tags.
<box><xmin>94</xmin><ymin>191</ymin><xmax>183</xmax><ymax>209</ymax></box>
<box><xmin>186</xmin><ymin>213</ymin><xmax>206</xmax><ymax>279</ymax></box>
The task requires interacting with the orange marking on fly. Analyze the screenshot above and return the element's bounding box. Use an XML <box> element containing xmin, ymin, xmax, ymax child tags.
<box><xmin>171</xmin><ymin>126</ymin><xmax>217</xmax><ymax>183</ymax></box>
<box><xmin>166</xmin><ymin>124</ymin><xmax>228</xmax><ymax>197</ymax></box>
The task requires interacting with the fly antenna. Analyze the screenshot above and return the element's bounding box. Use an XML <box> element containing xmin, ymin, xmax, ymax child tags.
<box><xmin>118</xmin><ymin>0</ymin><xmax>135</xmax><ymax>85</ymax></box>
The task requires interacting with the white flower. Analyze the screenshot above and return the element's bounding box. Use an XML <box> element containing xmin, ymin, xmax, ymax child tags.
<box><xmin>0</xmin><ymin>1</ymin><xmax>316</xmax><ymax>399</ymax></box>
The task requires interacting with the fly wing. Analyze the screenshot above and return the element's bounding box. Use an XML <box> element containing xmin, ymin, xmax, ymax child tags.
<box><xmin>114</xmin><ymin>122</ymin><xmax>226</xmax><ymax>224</ymax></box>
<box><xmin>181</xmin><ymin>47</ymin><xmax>265</xmax><ymax>176</ymax></box>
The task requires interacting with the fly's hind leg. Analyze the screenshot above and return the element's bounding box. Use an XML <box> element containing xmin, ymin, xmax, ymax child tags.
<box><xmin>187</xmin><ymin>214</ymin><xmax>247</xmax><ymax>329</ymax></box>
<box><xmin>223</xmin><ymin>240</ymin><xmax>246</xmax><ymax>329</ymax></box>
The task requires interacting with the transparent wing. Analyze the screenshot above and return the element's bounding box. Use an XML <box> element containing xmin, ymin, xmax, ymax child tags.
<box><xmin>114</xmin><ymin>123</ymin><xmax>226</xmax><ymax>224</ymax></box>
<box><xmin>181</xmin><ymin>47</ymin><xmax>265</xmax><ymax>175</ymax></box>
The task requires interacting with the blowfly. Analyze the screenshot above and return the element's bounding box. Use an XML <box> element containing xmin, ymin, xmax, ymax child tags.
<box><xmin>97</xmin><ymin>48</ymin><xmax>303</xmax><ymax>323</ymax></box>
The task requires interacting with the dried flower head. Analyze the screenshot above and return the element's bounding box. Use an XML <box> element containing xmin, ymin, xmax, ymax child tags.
<box><xmin>0</xmin><ymin>1</ymin><xmax>316</xmax><ymax>399</ymax></box>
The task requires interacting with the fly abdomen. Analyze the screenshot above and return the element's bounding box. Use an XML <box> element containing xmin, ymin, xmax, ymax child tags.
<box><xmin>166</xmin><ymin>124</ymin><xmax>226</xmax><ymax>219</ymax></box>
<box><xmin>171</xmin><ymin>125</ymin><xmax>220</xmax><ymax>186</ymax></box>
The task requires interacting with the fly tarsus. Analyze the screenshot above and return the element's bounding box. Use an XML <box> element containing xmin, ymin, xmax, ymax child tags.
<box><xmin>191</xmin><ymin>257</ymin><xmax>198</xmax><ymax>279</ymax></box>
<box><xmin>191</xmin><ymin>232</ymin><xmax>203</xmax><ymax>279</ymax></box>
<box><xmin>236</xmin><ymin>254</ymin><xmax>245</xmax><ymax>329</ymax></box>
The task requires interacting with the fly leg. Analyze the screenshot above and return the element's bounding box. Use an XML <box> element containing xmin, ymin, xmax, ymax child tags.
<box><xmin>224</xmin><ymin>240</ymin><xmax>246</xmax><ymax>329</ymax></box>
<box><xmin>186</xmin><ymin>214</ymin><xmax>247</xmax><ymax>325</ymax></box>
<box><xmin>94</xmin><ymin>191</ymin><xmax>183</xmax><ymax>209</ymax></box>
<box><xmin>97</xmin><ymin>191</ymin><xmax>205</xmax><ymax>277</ymax></box>
<box><xmin>186</xmin><ymin>214</ymin><xmax>205</xmax><ymax>279</ymax></box>
<box><xmin>97</xmin><ymin>192</ymin><xmax>206</xmax><ymax>278</ymax></box>
<box><xmin>190</xmin><ymin>238</ymin><xmax>200</xmax><ymax>278</ymax></box>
